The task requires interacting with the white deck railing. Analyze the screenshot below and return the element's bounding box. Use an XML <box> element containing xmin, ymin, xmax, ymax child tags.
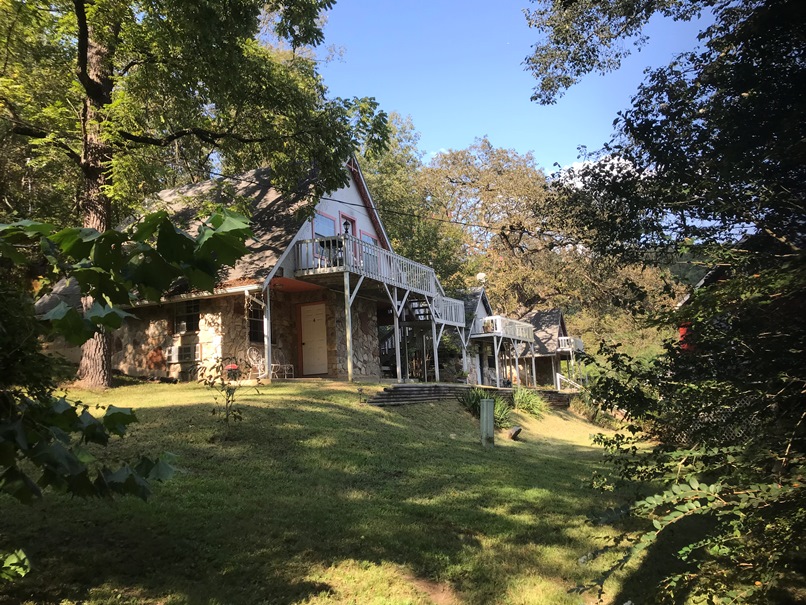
<box><xmin>295</xmin><ymin>234</ymin><xmax>436</xmax><ymax>295</ymax></box>
<box><xmin>294</xmin><ymin>234</ymin><xmax>465</xmax><ymax>326</ymax></box>
<box><xmin>555</xmin><ymin>372</ymin><xmax>584</xmax><ymax>391</ymax></box>
<box><xmin>558</xmin><ymin>336</ymin><xmax>584</xmax><ymax>352</ymax></box>
<box><xmin>471</xmin><ymin>315</ymin><xmax>534</xmax><ymax>342</ymax></box>
<box><xmin>433</xmin><ymin>296</ymin><xmax>465</xmax><ymax>327</ymax></box>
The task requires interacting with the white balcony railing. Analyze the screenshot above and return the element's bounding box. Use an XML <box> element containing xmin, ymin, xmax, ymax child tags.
<box><xmin>433</xmin><ymin>296</ymin><xmax>465</xmax><ymax>327</ymax></box>
<box><xmin>295</xmin><ymin>234</ymin><xmax>437</xmax><ymax>296</ymax></box>
<box><xmin>294</xmin><ymin>234</ymin><xmax>464</xmax><ymax>326</ymax></box>
<box><xmin>471</xmin><ymin>315</ymin><xmax>534</xmax><ymax>342</ymax></box>
<box><xmin>558</xmin><ymin>336</ymin><xmax>584</xmax><ymax>352</ymax></box>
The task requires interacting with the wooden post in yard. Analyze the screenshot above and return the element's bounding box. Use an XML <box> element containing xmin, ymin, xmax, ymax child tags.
<box><xmin>480</xmin><ymin>398</ymin><xmax>495</xmax><ymax>447</ymax></box>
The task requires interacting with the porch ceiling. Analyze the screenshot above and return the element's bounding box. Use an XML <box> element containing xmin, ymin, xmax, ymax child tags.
<box><xmin>286</xmin><ymin>271</ymin><xmax>402</xmax><ymax>303</ymax></box>
<box><xmin>269</xmin><ymin>277</ymin><xmax>325</xmax><ymax>293</ymax></box>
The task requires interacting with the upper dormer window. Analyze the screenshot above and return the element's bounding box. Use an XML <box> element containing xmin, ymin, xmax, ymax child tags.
<box><xmin>313</xmin><ymin>213</ymin><xmax>336</xmax><ymax>238</ymax></box>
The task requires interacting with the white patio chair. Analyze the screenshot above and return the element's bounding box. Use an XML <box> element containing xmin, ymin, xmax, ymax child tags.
<box><xmin>246</xmin><ymin>346</ymin><xmax>269</xmax><ymax>380</ymax></box>
<box><xmin>272</xmin><ymin>348</ymin><xmax>295</xmax><ymax>379</ymax></box>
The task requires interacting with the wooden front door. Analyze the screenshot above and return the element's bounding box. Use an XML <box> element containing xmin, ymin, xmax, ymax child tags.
<box><xmin>300</xmin><ymin>302</ymin><xmax>327</xmax><ymax>375</ymax></box>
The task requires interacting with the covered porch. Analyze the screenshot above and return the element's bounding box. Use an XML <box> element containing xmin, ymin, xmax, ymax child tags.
<box><xmin>466</xmin><ymin>315</ymin><xmax>538</xmax><ymax>388</ymax></box>
<box><xmin>256</xmin><ymin>234</ymin><xmax>466</xmax><ymax>383</ymax></box>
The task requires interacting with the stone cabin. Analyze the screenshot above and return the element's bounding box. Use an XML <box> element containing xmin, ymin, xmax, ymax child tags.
<box><xmin>519</xmin><ymin>308</ymin><xmax>584</xmax><ymax>386</ymax></box>
<box><xmin>111</xmin><ymin>159</ymin><xmax>467</xmax><ymax>382</ymax></box>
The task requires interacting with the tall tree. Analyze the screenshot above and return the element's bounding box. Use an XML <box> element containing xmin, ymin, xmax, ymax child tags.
<box><xmin>526</xmin><ymin>0</ymin><xmax>805</xmax><ymax>600</ymax></box>
<box><xmin>359</xmin><ymin>114</ymin><xmax>469</xmax><ymax>294</ymax></box>
<box><xmin>0</xmin><ymin>0</ymin><xmax>386</xmax><ymax>387</ymax></box>
<box><xmin>420</xmin><ymin>138</ymin><xmax>676</xmax><ymax>318</ymax></box>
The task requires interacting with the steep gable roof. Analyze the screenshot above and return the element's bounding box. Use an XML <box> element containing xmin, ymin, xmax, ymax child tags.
<box><xmin>156</xmin><ymin>159</ymin><xmax>393</xmax><ymax>286</ymax></box>
<box><xmin>156</xmin><ymin>168</ymin><xmax>313</xmax><ymax>287</ymax></box>
<box><xmin>523</xmin><ymin>308</ymin><xmax>567</xmax><ymax>355</ymax></box>
<box><xmin>458</xmin><ymin>286</ymin><xmax>493</xmax><ymax>327</ymax></box>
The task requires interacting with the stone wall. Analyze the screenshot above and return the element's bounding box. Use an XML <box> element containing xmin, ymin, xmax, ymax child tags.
<box><xmin>109</xmin><ymin>289</ymin><xmax>382</xmax><ymax>381</ymax></box>
<box><xmin>112</xmin><ymin>305</ymin><xmax>172</xmax><ymax>377</ymax></box>
<box><xmin>328</xmin><ymin>293</ymin><xmax>381</xmax><ymax>379</ymax></box>
<box><xmin>113</xmin><ymin>298</ymin><xmax>232</xmax><ymax>380</ymax></box>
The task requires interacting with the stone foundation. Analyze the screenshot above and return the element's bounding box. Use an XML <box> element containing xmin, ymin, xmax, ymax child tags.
<box><xmin>108</xmin><ymin>290</ymin><xmax>382</xmax><ymax>381</ymax></box>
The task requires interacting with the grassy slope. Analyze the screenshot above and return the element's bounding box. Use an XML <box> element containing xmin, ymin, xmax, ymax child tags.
<box><xmin>1</xmin><ymin>381</ymin><xmax>628</xmax><ymax>605</ymax></box>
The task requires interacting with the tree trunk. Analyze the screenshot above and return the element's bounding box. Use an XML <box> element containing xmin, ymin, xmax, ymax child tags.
<box><xmin>74</xmin><ymin>4</ymin><xmax>116</xmax><ymax>388</ymax></box>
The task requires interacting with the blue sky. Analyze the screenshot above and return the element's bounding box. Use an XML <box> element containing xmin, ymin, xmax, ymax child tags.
<box><xmin>317</xmin><ymin>1</ymin><xmax>707</xmax><ymax>171</ymax></box>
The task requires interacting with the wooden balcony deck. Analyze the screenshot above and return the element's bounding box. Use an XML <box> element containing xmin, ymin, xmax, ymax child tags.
<box><xmin>558</xmin><ymin>336</ymin><xmax>584</xmax><ymax>352</ymax></box>
<box><xmin>470</xmin><ymin>315</ymin><xmax>534</xmax><ymax>342</ymax></box>
<box><xmin>294</xmin><ymin>234</ymin><xmax>465</xmax><ymax>327</ymax></box>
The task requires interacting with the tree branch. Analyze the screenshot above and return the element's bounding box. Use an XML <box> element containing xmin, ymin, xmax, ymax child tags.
<box><xmin>1</xmin><ymin>114</ymin><xmax>81</xmax><ymax>165</ymax></box>
<box><xmin>71</xmin><ymin>0</ymin><xmax>105</xmax><ymax>102</ymax></box>
<box><xmin>72</xmin><ymin>0</ymin><xmax>91</xmax><ymax>92</ymax></box>
<box><xmin>116</xmin><ymin>128</ymin><xmax>292</xmax><ymax>148</ymax></box>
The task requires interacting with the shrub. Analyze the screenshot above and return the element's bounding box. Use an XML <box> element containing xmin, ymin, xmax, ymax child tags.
<box><xmin>196</xmin><ymin>356</ymin><xmax>246</xmax><ymax>426</ymax></box>
<box><xmin>493</xmin><ymin>397</ymin><xmax>513</xmax><ymax>429</ymax></box>
<box><xmin>569</xmin><ymin>395</ymin><xmax>621</xmax><ymax>430</ymax></box>
<box><xmin>512</xmin><ymin>387</ymin><xmax>547</xmax><ymax>419</ymax></box>
<box><xmin>456</xmin><ymin>387</ymin><xmax>486</xmax><ymax>417</ymax></box>
<box><xmin>456</xmin><ymin>388</ymin><xmax>512</xmax><ymax>429</ymax></box>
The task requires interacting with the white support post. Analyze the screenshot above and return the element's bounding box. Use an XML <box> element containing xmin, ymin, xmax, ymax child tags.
<box><xmin>393</xmin><ymin>309</ymin><xmax>402</xmax><ymax>383</ymax></box>
<box><xmin>493</xmin><ymin>336</ymin><xmax>502</xmax><ymax>388</ymax></box>
<box><xmin>344</xmin><ymin>271</ymin><xmax>354</xmax><ymax>382</ymax></box>
<box><xmin>263</xmin><ymin>286</ymin><xmax>272</xmax><ymax>383</ymax></box>
<box><xmin>383</xmin><ymin>284</ymin><xmax>407</xmax><ymax>384</ymax></box>
<box><xmin>431</xmin><ymin>317</ymin><xmax>441</xmax><ymax>383</ymax></box>
<box><xmin>530</xmin><ymin>344</ymin><xmax>537</xmax><ymax>388</ymax></box>
<box><xmin>457</xmin><ymin>327</ymin><xmax>468</xmax><ymax>372</ymax></box>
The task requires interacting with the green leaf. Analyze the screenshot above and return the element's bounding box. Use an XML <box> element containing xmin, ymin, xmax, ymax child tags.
<box><xmin>136</xmin><ymin>453</ymin><xmax>176</xmax><ymax>482</ymax></box>
<box><xmin>102</xmin><ymin>406</ymin><xmax>138</xmax><ymax>436</ymax></box>
<box><xmin>1</xmin><ymin>549</ymin><xmax>31</xmax><ymax>582</ymax></box>
<box><xmin>130</xmin><ymin>211</ymin><xmax>169</xmax><ymax>242</ymax></box>
<box><xmin>0</xmin><ymin>466</ymin><xmax>42</xmax><ymax>504</ymax></box>
<box><xmin>50</xmin><ymin>227</ymin><xmax>102</xmax><ymax>259</ymax></box>
<box><xmin>157</xmin><ymin>221</ymin><xmax>195</xmax><ymax>264</ymax></box>
<box><xmin>124</xmin><ymin>249</ymin><xmax>181</xmax><ymax>295</ymax></box>
<box><xmin>40</xmin><ymin>303</ymin><xmax>96</xmax><ymax>345</ymax></box>
<box><xmin>89</xmin><ymin>230</ymin><xmax>127</xmax><ymax>272</ymax></box>
<box><xmin>85</xmin><ymin>303</ymin><xmax>135</xmax><ymax>330</ymax></box>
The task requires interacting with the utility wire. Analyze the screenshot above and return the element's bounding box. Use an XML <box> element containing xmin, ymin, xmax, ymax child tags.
<box><xmin>206</xmin><ymin>168</ymin><xmax>501</xmax><ymax>232</ymax></box>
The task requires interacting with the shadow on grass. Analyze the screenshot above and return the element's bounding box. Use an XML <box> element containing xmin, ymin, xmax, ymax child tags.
<box><xmin>1</xmin><ymin>395</ymin><xmax>622</xmax><ymax>605</ymax></box>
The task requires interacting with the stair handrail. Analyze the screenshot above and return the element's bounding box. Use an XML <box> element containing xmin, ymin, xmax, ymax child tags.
<box><xmin>555</xmin><ymin>372</ymin><xmax>584</xmax><ymax>392</ymax></box>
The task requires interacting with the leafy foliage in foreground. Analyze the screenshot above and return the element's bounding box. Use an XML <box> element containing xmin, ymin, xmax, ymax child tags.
<box><xmin>584</xmin><ymin>250</ymin><xmax>806</xmax><ymax>602</ymax></box>
<box><xmin>0</xmin><ymin>209</ymin><xmax>250</xmax><ymax>581</ymax></box>
<box><xmin>529</xmin><ymin>0</ymin><xmax>805</xmax><ymax>600</ymax></box>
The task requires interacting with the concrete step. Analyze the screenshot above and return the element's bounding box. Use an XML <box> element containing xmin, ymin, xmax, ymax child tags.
<box><xmin>367</xmin><ymin>384</ymin><xmax>573</xmax><ymax>408</ymax></box>
<box><xmin>368</xmin><ymin>383</ymin><xmax>512</xmax><ymax>407</ymax></box>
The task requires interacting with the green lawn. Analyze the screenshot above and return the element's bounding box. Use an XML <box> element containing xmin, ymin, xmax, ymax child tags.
<box><xmin>1</xmin><ymin>380</ymin><xmax>630</xmax><ymax>605</ymax></box>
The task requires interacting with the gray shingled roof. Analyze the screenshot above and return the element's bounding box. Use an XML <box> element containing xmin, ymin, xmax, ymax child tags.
<box><xmin>34</xmin><ymin>169</ymin><xmax>311</xmax><ymax>316</ymax></box>
<box><xmin>458</xmin><ymin>286</ymin><xmax>493</xmax><ymax>328</ymax></box>
<box><xmin>522</xmin><ymin>308</ymin><xmax>565</xmax><ymax>355</ymax></box>
<box><xmin>156</xmin><ymin>167</ymin><xmax>312</xmax><ymax>286</ymax></box>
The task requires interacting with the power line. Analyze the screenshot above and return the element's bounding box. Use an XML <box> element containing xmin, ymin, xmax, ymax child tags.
<box><xmin>205</xmin><ymin>168</ymin><xmax>497</xmax><ymax>232</ymax></box>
